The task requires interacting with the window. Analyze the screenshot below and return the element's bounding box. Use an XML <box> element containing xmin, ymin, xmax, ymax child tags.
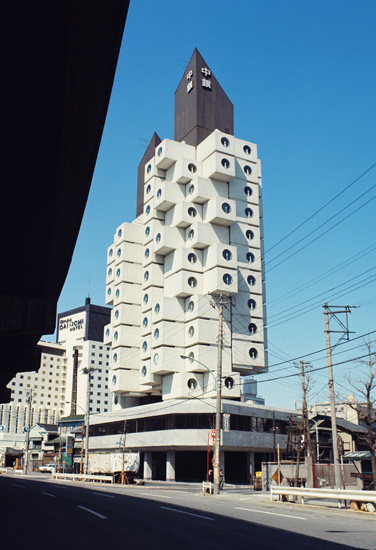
<box><xmin>188</xmin><ymin>253</ymin><xmax>197</xmax><ymax>264</ymax></box>
<box><xmin>118</xmin><ymin>228</ymin><xmax>122</xmax><ymax>238</ymax></box>
<box><xmin>188</xmin><ymin>207</ymin><xmax>197</xmax><ymax>217</ymax></box>
<box><xmin>222</xmin><ymin>202</ymin><xmax>231</xmax><ymax>213</ymax></box>
<box><xmin>187</xmin><ymin>378</ymin><xmax>197</xmax><ymax>390</ymax></box>
<box><xmin>223</xmin><ymin>273</ymin><xmax>232</xmax><ymax>285</ymax></box>
<box><xmin>142</xmin><ymin>341</ymin><xmax>147</xmax><ymax>352</ymax></box>
<box><xmin>188</xmin><ymin>184</ymin><xmax>194</xmax><ymax>195</ymax></box>
<box><xmin>144</xmin><ymin>270</ymin><xmax>149</xmax><ymax>281</ymax></box>
<box><xmin>114</xmin><ymin>331</ymin><xmax>118</xmax><ymax>341</ymax></box>
<box><xmin>153</xmin><ymin>353</ymin><xmax>159</xmax><ymax>365</ymax></box>
<box><xmin>147</xmin><ymin>164</ymin><xmax>152</xmax><ymax>174</ymax></box>
<box><xmin>115</xmin><ymin>310</ymin><xmax>119</xmax><ymax>319</ymax></box>
<box><xmin>188</xmin><ymin>277</ymin><xmax>197</xmax><ymax>288</ymax></box>
<box><xmin>156</xmin><ymin>233</ymin><xmax>161</xmax><ymax>243</ymax></box>
<box><xmin>154</xmin><ymin>303</ymin><xmax>160</xmax><ymax>314</ymax></box>
<box><xmin>145</xmin><ymin>248</ymin><xmax>150</xmax><ymax>259</ymax></box>
<box><xmin>221</xmin><ymin>137</ymin><xmax>230</xmax><ymax>147</ymax></box>
<box><xmin>188</xmin><ymin>326</ymin><xmax>194</xmax><ymax>337</ymax></box>
<box><xmin>246</xmin><ymin>252</ymin><xmax>255</xmax><ymax>263</ymax></box>
<box><xmin>117</xmin><ymin>248</ymin><xmax>121</xmax><ymax>257</ymax></box>
<box><xmin>156</xmin><ymin>188</ymin><xmax>162</xmax><ymax>199</ymax></box>
<box><xmin>107</xmin><ymin>287</ymin><xmax>111</xmax><ymax>296</ymax></box>
<box><xmin>113</xmin><ymin>353</ymin><xmax>118</xmax><ymax>363</ymax></box>
<box><xmin>146</xmin><ymin>205</ymin><xmax>150</xmax><ymax>215</ymax></box>
<box><xmin>114</xmin><ymin>395</ymin><xmax>119</xmax><ymax>405</ymax></box>
<box><xmin>187</xmin><ymin>300</ymin><xmax>194</xmax><ymax>312</ymax></box>
<box><xmin>188</xmin><ymin>163</ymin><xmax>197</xmax><ymax>173</ymax></box>
<box><xmin>108</xmin><ymin>267</ymin><xmax>112</xmax><ymax>277</ymax></box>
<box><xmin>244</xmin><ymin>165</ymin><xmax>252</xmax><ymax>175</ymax></box>
<box><xmin>247</xmin><ymin>275</ymin><xmax>256</xmax><ymax>286</ymax></box>
<box><xmin>248</xmin><ymin>323</ymin><xmax>257</xmax><ymax>334</ymax></box>
<box><xmin>146</xmin><ymin>184</ymin><xmax>151</xmax><ymax>194</ymax></box>
<box><xmin>246</xmin><ymin>229</ymin><xmax>254</xmax><ymax>240</ymax></box>
<box><xmin>145</xmin><ymin>226</ymin><xmax>150</xmax><ymax>237</ymax></box>
<box><xmin>188</xmin><ymin>352</ymin><xmax>194</xmax><ymax>364</ymax></box>
<box><xmin>154</xmin><ymin>328</ymin><xmax>159</xmax><ymax>340</ymax></box>
<box><xmin>222</xmin><ymin>249</ymin><xmax>232</xmax><ymax>261</ymax></box>
<box><xmin>188</xmin><ymin>229</ymin><xmax>194</xmax><ymax>240</ymax></box>
<box><xmin>244</xmin><ymin>186</ymin><xmax>252</xmax><ymax>196</ymax></box>
<box><xmin>249</xmin><ymin>348</ymin><xmax>258</xmax><ymax>359</ymax></box>
<box><xmin>248</xmin><ymin>299</ymin><xmax>256</xmax><ymax>310</ymax></box>
<box><xmin>245</xmin><ymin>207</ymin><xmax>253</xmax><ymax>218</ymax></box>
<box><xmin>143</xmin><ymin>317</ymin><xmax>148</xmax><ymax>328</ymax></box>
<box><xmin>115</xmin><ymin>289</ymin><xmax>120</xmax><ymax>298</ymax></box>
<box><xmin>142</xmin><ymin>366</ymin><xmax>147</xmax><ymax>377</ymax></box>
<box><xmin>221</xmin><ymin>158</ymin><xmax>230</xmax><ymax>168</ymax></box>
<box><xmin>116</xmin><ymin>268</ymin><xmax>121</xmax><ymax>278</ymax></box>
<box><xmin>143</xmin><ymin>294</ymin><xmax>149</xmax><ymax>304</ymax></box>
<box><xmin>243</xmin><ymin>145</ymin><xmax>251</xmax><ymax>155</ymax></box>
<box><xmin>157</xmin><ymin>146</ymin><xmax>163</xmax><ymax>156</ymax></box>
<box><xmin>112</xmin><ymin>375</ymin><xmax>117</xmax><ymax>385</ymax></box>
<box><xmin>225</xmin><ymin>377</ymin><xmax>234</xmax><ymax>389</ymax></box>
<box><xmin>109</xmin><ymin>248</ymin><xmax>113</xmax><ymax>257</ymax></box>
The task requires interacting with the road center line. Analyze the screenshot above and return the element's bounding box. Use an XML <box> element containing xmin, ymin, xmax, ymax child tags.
<box><xmin>161</xmin><ymin>506</ymin><xmax>214</xmax><ymax>520</ymax></box>
<box><xmin>92</xmin><ymin>492</ymin><xmax>115</xmax><ymax>498</ymax></box>
<box><xmin>12</xmin><ymin>484</ymin><xmax>26</xmax><ymax>488</ymax></box>
<box><xmin>41</xmin><ymin>492</ymin><xmax>55</xmax><ymax>497</ymax></box>
<box><xmin>235</xmin><ymin>507</ymin><xmax>306</xmax><ymax>521</ymax></box>
<box><xmin>78</xmin><ymin>505</ymin><xmax>107</xmax><ymax>519</ymax></box>
<box><xmin>140</xmin><ymin>492</ymin><xmax>172</xmax><ymax>499</ymax></box>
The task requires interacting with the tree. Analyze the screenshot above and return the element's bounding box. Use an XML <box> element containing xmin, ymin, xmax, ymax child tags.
<box><xmin>345</xmin><ymin>341</ymin><xmax>376</xmax><ymax>489</ymax></box>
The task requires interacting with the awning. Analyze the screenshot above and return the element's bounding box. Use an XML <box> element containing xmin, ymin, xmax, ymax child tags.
<box><xmin>343</xmin><ymin>451</ymin><xmax>375</xmax><ymax>460</ymax></box>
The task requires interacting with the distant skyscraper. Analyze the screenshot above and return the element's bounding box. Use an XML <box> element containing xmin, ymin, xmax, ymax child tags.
<box><xmin>104</xmin><ymin>49</ymin><xmax>267</xmax><ymax>409</ymax></box>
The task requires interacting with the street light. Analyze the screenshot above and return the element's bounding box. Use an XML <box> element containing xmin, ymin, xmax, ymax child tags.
<box><xmin>180</xmin><ymin>354</ymin><xmax>222</xmax><ymax>495</ymax></box>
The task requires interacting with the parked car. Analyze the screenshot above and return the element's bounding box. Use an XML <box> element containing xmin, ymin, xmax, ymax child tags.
<box><xmin>39</xmin><ymin>463</ymin><xmax>56</xmax><ymax>473</ymax></box>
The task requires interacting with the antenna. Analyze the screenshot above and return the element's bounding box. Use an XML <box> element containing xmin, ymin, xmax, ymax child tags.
<box><xmin>88</xmin><ymin>276</ymin><xmax>90</xmax><ymax>298</ymax></box>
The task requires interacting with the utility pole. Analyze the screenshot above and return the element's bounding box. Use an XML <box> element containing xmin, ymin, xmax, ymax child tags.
<box><xmin>70</xmin><ymin>348</ymin><xmax>79</xmax><ymax>415</ymax></box>
<box><xmin>82</xmin><ymin>366</ymin><xmax>97</xmax><ymax>474</ymax></box>
<box><xmin>210</xmin><ymin>293</ymin><xmax>232</xmax><ymax>496</ymax></box>
<box><xmin>323</xmin><ymin>303</ymin><xmax>356</xmax><ymax>489</ymax></box>
<box><xmin>295</xmin><ymin>361</ymin><xmax>312</xmax><ymax>458</ymax></box>
<box><xmin>23</xmin><ymin>391</ymin><xmax>32</xmax><ymax>475</ymax></box>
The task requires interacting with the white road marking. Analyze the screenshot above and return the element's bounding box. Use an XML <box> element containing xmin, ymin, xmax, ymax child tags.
<box><xmin>140</xmin><ymin>492</ymin><xmax>172</xmax><ymax>499</ymax></box>
<box><xmin>12</xmin><ymin>484</ymin><xmax>26</xmax><ymax>488</ymax></box>
<box><xmin>161</xmin><ymin>506</ymin><xmax>214</xmax><ymax>520</ymax></box>
<box><xmin>41</xmin><ymin>492</ymin><xmax>55</xmax><ymax>497</ymax></box>
<box><xmin>236</xmin><ymin>507</ymin><xmax>306</xmax><ymax>520</ymax></box>
<box><xmin>92</xmin><ymin>492</ymin><xmax>115</xmax><ymax>498</ymax></box>
<box><xmin>78</xmin><ymin>506</ymin><xmax>107</xmax><ymax>519</ymax></box>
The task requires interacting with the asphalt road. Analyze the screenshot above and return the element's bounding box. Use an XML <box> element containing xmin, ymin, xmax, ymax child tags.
<box><xmin>1</xmin><ymin>475</ymin><xmax>375</xmax><ymax>549</ymax></box>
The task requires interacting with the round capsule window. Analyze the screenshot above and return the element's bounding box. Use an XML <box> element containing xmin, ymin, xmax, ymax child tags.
<box><xmin>107</xmin><ymin>287</ymin><xmax>111</xmax><ymax>296</ymax></box>
<box><xmin>188</xmin><ymin>229</ymin><xmax>194</xmax><ymax>240</ymax></box>
<box><xmin>113</xmin><ymin>353</ymin><xmax>118</xmax><ymax>363</ymax></box>
<box><xmin>143</xmin><ymin>293</ymin><xmax>149</xmax><ymax>305</ymax></box>
<box><xmin>187</xmin><ymin>300</ymin><xmax>194</xmax><ymax>312</ymax></box>
<box><xmin>142</xmin><ymin>366</ymin><xmax>147</xmax><ymax>377</ymax></box>
<box><xmin>157</xmin><ymin>146</ymin><xmax>163</xmax><ymax>156</ymax></box>
<box><xmin>244</xmin><ymin>186</ymin><xmax>252</xmax><ymax>196</ymax></box>
<box><xmin>145</xmin><ymin>226</ymin><xmax>150</xmax><ymax>237</ymax></box>
<box><xmin>108</xmin><ymin>268</ymin><xmax>112</xmax><ymax>277</ymax></box>
<box><xmin>221</xmin><ymin>137</ymin><xmax>230</xmax><ymax>147</ymax></box>
<box><xmin>188</xmin><ymin>326</ymin><xmax>194</xmax><ymax>338</ymax></box>
<box><xmin>223</xmin><ymin>273</ymin><xmax>232</xmax><ymax>285</ymax></box>
<box><xmin>248</xmin><ymin>299</ymin><xmax>256</xmax><ymax>310</ymax></box>
<box><xmin>142</xmin><ymin>341</ymin><xmax>147</xmax><ymax>352</ymax></box>
<box><xmin>154</xmin><ymin>328</ymin><xmax>159</xmax><ymax>340</ymax></box>
<box><xmin>153</xmin><ymin>353</ymin><xmax>159</xmax><ymax>365</ymax></box>
<box><xmin>243</xmin><ymin>145</ymin><xmax>251</xmax><ymax>155</ymax></box>
<box><xmin>118</xmin><ymin>228</ymin><xmax>122</xmax><ymax>238</ymax></box>
<box><xmin>244</xmin><ymin>165</ymin><xmax>252</xmax><ymax>176</ymax></box>
<box><xmin>114</xmin><ymin>331</ymin><xmax>118</xmax><ymax>341</ymax></box>
<box><xmin>188</xmin><ymin>253</ymin><xmax>197</xmax><ymax>264</ymax></box>
<box><xmin>142</xmin><ymin>317</ymin><xmax>148</xmax><ymax>328</ymax></box>
<box><xmin>246</xmin><ymin>252</ymin><xmax>255</xmax><ymax>263</ymax></box>
<box><xmin>147</xmin><ymin>164</ymin><xmax>152</xmax><ymax>174</ymax></box>
<box><xmin>248</xmin><ymin>323</ymin><xmax>257</xmax><ymax>334</ymax></box>
<box><xmin>249</xmin><ymin>348</ymin><xmax>258</xmax><ymax>359</ymax></box>
<box><xmin>114</xmin><ymin>310</ymin><xmax>119</xmax><ymax>319</ymax></box>
<box><xmin>247</xmin><ymin>275</ymin><xmax>256</xmax><ymax>286</ymax></box>
<box><xmin>114</xmin><ymin>395</ymin><xmax>119</xmax><ymax>405</ymax></box>
<box><xmin>246</xmin><ymin>229</ymin><xmax>254</xmax><ymax>240</ymax></box>
<box><xmin>109</xmin><ymin>248</ymin><xmax>113</xmax><ymax>257</ymax></box>
<box><xmin>115</xmin><ymin>289</ymin><xmax>120</xmax><ymax>298</ymax></box>
<box><xmin>225</xmin><ymin>376</ymin><xmax>234</xmax><ymax>389</ymax></box>
<box><xmin>156</xmin><ymin>189</ymin><xmax>162</xmax><ymax>199</ymax></box>
<box><xmin>154</xmin><ymin>303</ymin><xmax>160</xmax><ymax>314</ymax></box>
<box><xmin>222</xmin><ymin>202</ymin><xmax>231</xmax><ymax>213</ymax></box>
<box><xmin>245</xmin><ymin>207</ymin><xmax>253</xmax><ymax>218</ymax></box>
<box><xmin>117</xmin><ymin>249</ymin><xmax>121</xmax><ymax>258</ymax></box>
<box><xmin>187</xmin><ymin>378</ymin><xmax>197</xmax><ymax>390</ymax></box>
<box><xmin>105</xmin><ymin>328</ymin><xmax>110</xmax><ymax>338</ymax></box>
<box><xmin>222</xmin><ymin>249</ymin><xmax>232</xmax><ymax>261</ymax></box>
<box><xmin>188</xmin><ymin>206</ymin><xmax>197</xmax><ymax>217</ymax></box>
<box><xmin>116</xmin><ymin>268</ymin><xmax>121</xmax><ymax>278</ymax></box>
<box><xmin>146</xmin><ymin>205</ymin><xmax>151</xmax><ymax>215</ymax></box>
<box><xmin>188</xmin><ymin>277</ymin><xmax>197</xmax><ymax>288</ymax></box>
<box><xmin>156</xmin><ymin>233</ymin><xmax>161</xmax><ymax>243</ymax></box>
<box><xmin>145</xmin><ymin>248</ymin><xmax>150</xmax><ymax>259</ymax></box>
<box><xmin>146</xmin><ymin>184</ymin><xmax>151</xmax><ymax>195</ymax></box>
<box><xmin>144</xmin><ymin>271</ymin><xmax>149</xmax><ymax>281</ymax></box>
<box><xmin>188</xmin><ymin>352</ymin><xmax>195</xmax><ymax>364</ymax></box>
<box><xmin>188</xmin><ymin>163</ymin><xmax>197</xmax><ymax>173</ymax></box>
<box><xmin>112</xmin><ymin>375</ymin><xmax>117</xmax><ymax>385</ymax></box>
<box><xmin>188</xmin><ymin>184</ymin><xmax>195</xmax><ymax>195</ymax></box>
<box><xmin>221</xmin><ymin>158</ymin><xmax>230</xmax><ymax>169</ymax></box>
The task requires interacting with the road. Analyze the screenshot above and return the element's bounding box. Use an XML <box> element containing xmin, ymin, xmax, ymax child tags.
<box><xmin>0</xmin><ymin>475</ymin><xmax>375</xmax><ymax>549</ymax></box>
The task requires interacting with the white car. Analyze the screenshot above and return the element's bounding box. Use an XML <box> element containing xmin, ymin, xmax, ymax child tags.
<box><xmin>39</xmin><ymin>463</ymin><xmax>56</xmax><ymax>473</ymax></box>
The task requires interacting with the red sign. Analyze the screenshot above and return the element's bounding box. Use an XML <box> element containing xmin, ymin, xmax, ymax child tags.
<box><xmin>211</xmin><ymin>430</ymin><xmax>216</xmax><ymax>439</ymax></box>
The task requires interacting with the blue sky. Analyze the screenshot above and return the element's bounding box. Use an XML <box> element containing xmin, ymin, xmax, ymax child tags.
<box><xmin>53</xmin><ymin>0</ymin><xmax>376</xmax><ymax>409</ymax></box>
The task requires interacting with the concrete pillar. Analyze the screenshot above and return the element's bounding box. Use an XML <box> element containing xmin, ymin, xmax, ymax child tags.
<box><xmin>248</xmin><ymin>451</ymin><xmax>255</xmax><ymax>483</ymax></box>
<box><xmin>144</xmin><ymin>451</ymin><xmax>152</xmax><ymax>480</ymax></box>
<box><xmin>166</xmin><ymin>451</ymin><xmax>175</xmax><ymax>481</ymax></box>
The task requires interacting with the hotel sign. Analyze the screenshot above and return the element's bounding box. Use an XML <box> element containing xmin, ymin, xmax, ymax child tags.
<box><xmin>59</xmin><ymin>311</ymin><xmax>86</xmax><ymax>337</ymax></box>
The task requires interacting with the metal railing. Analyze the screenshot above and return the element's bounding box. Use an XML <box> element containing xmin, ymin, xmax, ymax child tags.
<box><xmin>271</xmin><ymin>485</ymin><xmax>376</xmax><ymax>507</ymax></box>
<box><xmin>52</xmin><ymin>473</ymin><xmax>114</xmax><ymax>484</ymax></box>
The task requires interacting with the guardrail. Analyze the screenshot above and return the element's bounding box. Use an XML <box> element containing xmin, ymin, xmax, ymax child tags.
<box><xmin>52</xmin><ymin>473</ymin><xmax>114</xmax><ymax>484</ymax></box>
<box><xmin>271</xmin><ymin>486</ymin><xmax>376</xmax><ymax>508</ymax></box>
<box><xmin>0</xmin><ymin>468</ymin><xmax>8</xmax><ymax>474</ymax></box>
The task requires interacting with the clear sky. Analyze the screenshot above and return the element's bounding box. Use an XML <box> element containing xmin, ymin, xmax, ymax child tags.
<box><xmin>52</xmin><ymin>0</ymin><xmax>376</xmax><ymax>410</ymax></box>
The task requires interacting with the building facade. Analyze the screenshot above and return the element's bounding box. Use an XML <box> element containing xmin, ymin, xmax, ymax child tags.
<box><xmin>104</xmin><ymin>49</ymin><xmax>267</xmax><ymax>409</ymax></box>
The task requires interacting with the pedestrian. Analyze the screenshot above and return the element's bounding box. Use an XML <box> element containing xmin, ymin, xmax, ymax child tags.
<box><xmin>220</xmin><ymin>468</ymin><xmax>224</xmax><ymax>489</ymax></box>
<box><xmin>208</xmin><ymin>469</ymin><xmax>213</xmax><ymax>483</ymax></box>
